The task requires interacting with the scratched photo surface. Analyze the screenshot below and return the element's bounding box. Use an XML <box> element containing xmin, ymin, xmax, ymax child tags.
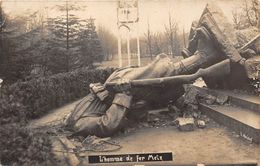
<box><xmin>0</xmin><ymin>0</ymin><xmax>259</xmax><ymax>166</ymax></box>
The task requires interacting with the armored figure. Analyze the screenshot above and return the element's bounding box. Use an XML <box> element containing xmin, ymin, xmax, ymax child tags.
<box><xmin>64</xmin><ymin>3</ymin><xmax>258</xmax><ymax>137</ymax></box>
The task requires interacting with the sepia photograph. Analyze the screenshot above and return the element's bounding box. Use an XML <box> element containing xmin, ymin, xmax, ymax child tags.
<box><xmin>0</xmin><ymin>0</ymin><xmax>260</xmax><ymax>165</ymax></box>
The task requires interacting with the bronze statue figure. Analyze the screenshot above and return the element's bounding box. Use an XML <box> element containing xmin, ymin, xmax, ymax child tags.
<box><xmin>63</xmin><ymin>3</ymin><xmax>259</xmax><ymax>138</ymax></box>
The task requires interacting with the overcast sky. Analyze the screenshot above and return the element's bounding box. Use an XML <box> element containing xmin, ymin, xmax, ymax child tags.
<box><xmin>2</xmin><ymin>0</ymin><xmax>244</xmax><ymax>36</ymax></box>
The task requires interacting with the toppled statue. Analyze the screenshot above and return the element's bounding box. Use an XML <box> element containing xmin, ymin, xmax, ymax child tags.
<box><xmin>63</xmin><ymin>3</ymin><xmax>260</xmax><ymax>137</ymax></box>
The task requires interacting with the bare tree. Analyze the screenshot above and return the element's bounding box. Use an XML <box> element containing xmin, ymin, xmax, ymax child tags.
<box><xmin>144</xmin><ymin>18</ymin><xmax>153</xmax><ymax>59</ymax></box>
<box><xmin>232</xmin><ymin>9</ymin><xmax>242</xmax><ymax>29</ymax></box>
<box><xmin>153</xmin><ymin>32</ymin><xmax>163</xmax><ymax>55</ymax></box>
<box><xmin>97</xmin><ymin>25</ymin><xmax>117</xmax><ymax>61</ymax></box>
<box><xmin>0</xmin><ymin>0</ymin><xmax>4</xmax><ymax>31</ymax></box>
<box><xmin>245</xmin><ymin>0</ymin><xmax>255</xmax><ymax>26</ymax></box>
<box><xmin>233</xmin><ymin>0</ymin><xmax>259</xmax><ymax>29</ymax></box>
<box><xmin>253</xmin><ymin>0</ymin><xmax>260</xmax><ymax>30</ymax></box>
<box><xmin>165</xmin><ymin>12</ymin><xmax>180</xmax><ymax>57</ymax></box>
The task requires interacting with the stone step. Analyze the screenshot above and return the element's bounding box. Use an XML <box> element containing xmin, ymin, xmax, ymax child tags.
<box><xmin>199</xmin><ymin>104</ymin><xmax>260</xmax><ymax>143</ymax></box>
<box><xmin>216</xmin><ymin>90</ymin><xmax>260</xmax><ymax>113</ymax></box>
<box><xmin>194</xmin><ymin>86</ymin><xmax>260</xmax><ymax>113</ymax></box>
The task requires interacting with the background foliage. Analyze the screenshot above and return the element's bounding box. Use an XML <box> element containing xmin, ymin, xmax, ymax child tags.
<box><xmin>0</xmin><ymin>67</ymin><xmax>114</xmax><ymax>122</ymax></box>
<box><xmin>0</xmin><ymin>68</ymin><xmax>114</xmax><ymax>165</ymax></box>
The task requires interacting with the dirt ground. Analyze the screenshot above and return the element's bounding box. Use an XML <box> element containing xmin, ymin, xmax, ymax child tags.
<box><xmin>102</xmin><ymin>125</ymin><xmax>260</xmax><ymax>165</ymax></box>
<box><xmin>29</xmin><ymin>100</ymin><xmax>260</xmax><ymax>165</ymax></box>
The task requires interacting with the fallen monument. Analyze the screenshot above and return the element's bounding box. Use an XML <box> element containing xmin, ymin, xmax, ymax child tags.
<box><xmin>26</xmin><ymin>3</ymin><xmax>260</xmax><ymax>165</ymax></box>
<box><xmin>63</xmin><ymin>3</ymin><xmax>260</xmax><ymax>138</ymax></box>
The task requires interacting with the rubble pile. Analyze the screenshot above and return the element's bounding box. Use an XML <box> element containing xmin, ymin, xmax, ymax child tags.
<box><xmin>172</xmin><ymin>84</ymin><xmax>230</xmax><ymax>131</ymax></box>
<box><xmin>247</xmin><ymin>57</ymin><xmax>260</xmax><ymax>95</ymax></box>
<box><xmin>251</xmin><ymin>79</ymin><xmax>260</xmax><ymax>95</ymax></box>
<box><xmin>176</xmin><ymin>117</ymin><xmax>195</xmax><ymax>131</ymax></box>
<box><xmin>127</xmin><ymin>85</ymin><xmax>218</xmax><ymax>132</ymax></box>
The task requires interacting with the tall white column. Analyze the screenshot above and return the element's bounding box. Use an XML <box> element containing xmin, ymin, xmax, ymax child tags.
<box><xmin>136</xmin><ymin>23</ymin><xmax>141</xmax><ymax>66</ymax></box>
<box><xmin>117</xmin><ymin>28</ymin><xmax>122</xmax><ymax>68</ymax></box>
<box><xmin>127</xmin><ymin>30</ymin><xmax>131</xmax><ymax>66</ymax></box>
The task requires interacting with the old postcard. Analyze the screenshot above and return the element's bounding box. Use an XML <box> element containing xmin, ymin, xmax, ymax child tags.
<box><xmin>0</xmin><ymin>0</ymin><xmax>259</xmax><ymax>165</ymax></box>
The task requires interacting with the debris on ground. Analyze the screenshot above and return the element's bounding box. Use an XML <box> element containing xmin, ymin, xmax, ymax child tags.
<box><xmin>51</xmin><ymin>137</ymin><xmax>80</xmax><ymax>166</ymax></box>
<box><xmin>168</xmin><ymin>101</ymin><xmax>182</xmax><ymax>118</ymax></box>
<box><xmin>183</xmin><ymin>85</ymin><xmax>201</xmax><ymax>105</ymax></box>
<box><xmin>80</xmin><ymin>135</ymin><xmax>121</xmax><ymax>152</ymax></box>
<box><xmin>197</xmin><ymin>120</ymin><xmax>206</xmax><ymax>128</ymax></box>
<box><xmin>240</xmin><ymin>132</ymin><xmax>253</xmax><ymax>143</ymax></box>
<box><xmin>127</xmin><ymin>84</ymin><xmax>216</xmax><ymax>132</ymax></box>
<box><xmin>203</xmin><ymin>95</ymin><xmax>217</xmax><ymax>105</ymax></box>
<box><xmin>200</xmin><ymin>115</ymin><xmax>211</xmax><ymax>124</ymax></box>
<box><xmin>145</xmin><ymin>108</ymin><xmax>177</xmax><ymax>128</ymax></box>
<box><xmin>216</xmin><ymin>94</ymin><xmax>229</xmax><ymax>105</ymax></box>
<box><xmin>176</xmin><ymin>117</ymin><xmax>195</xmax><ymax>131</ymax></box>
<box><xmin>183</xmin><ymin>84</ymin><xmax>230</xmax><ymax>106</ymax></box>
<box><xmin>192</xmin><ymin>111</ymin><xmax>201</xmax><ymax>119</ymax></box>
<box><xmin>250</xmin><ymin>78</ymin><xmax>260</xmax><ymax>96</ymax></box>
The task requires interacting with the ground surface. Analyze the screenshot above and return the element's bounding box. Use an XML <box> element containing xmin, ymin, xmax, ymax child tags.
<box><xmin>111</xmin><ymin>125</ymin><xmax>260</xmax><ymax>165</ymax></box>
<box><xmin>29</xmin><ymin>99</ymin><xmax>260</xmax><ymax>165</ymax></box>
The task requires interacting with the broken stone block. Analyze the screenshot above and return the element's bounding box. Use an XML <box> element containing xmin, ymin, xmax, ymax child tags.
<box><xmin>197</xmin><ymin>120</ymin><xmax>206</xmax><ymax>128</ymax></box>
<box><xmin>154</xmin><ymin>118</ymin><xmax>160</xmax><ymax>122</ymax></box>
<box><xmin>147</xmin><ymin>113</ymin><xmax>159</xmax><ymax>123</ymax></box>
<box><xmin>177</xmin><ymin>117</ymin><xmax>195</xmax><ymax>131</ymax></box>
<box><xmin>140</xmin><ymin>122</ymin><xmax>149</xmax><ymax>128</ymax></box>
<box><xmin>187</xmin><ymin>104</ymin><xmax>199</xmax><ymax>112</ymax></box>
<box><xmin>168</xmin><ymin>102</ymin><xmax>181</xmax><ymax>113</ymax></box>
<box><xmin>192</xmin><ymin>111</ymin><xmax>201</xmax><ymax>119</ymax></box>
<box><xmin>193</xmin><ymin>77</ymin><xmax>207</xmax><ymax>87</ymax></box>
<box><xmin>216</xmin><ymin>94</ymin><xmax>229</xmax><ymax>105</ymax></box>
<box><xmin>204</xmin><ymin>95</ymin><xmax>216</xmax><ymax>105</ymax></box>
<box><xmin>200</xmin><ymin>115</ymin><xmax>211</xmax><ymax>124</ymax></box>
<box><xmin>244</xmin><ymin>56</ymin><xmax>260</xmax><ymax>79</ymax></box>
<box><xmin>183</xmin><ymin>85</ymin><xmax>201</xmax><ymax>105</ymax></box>
<box><xmin>175</xmin><ymin>96</ymin><xmax>185</xmax><ymax>109</ymax></box>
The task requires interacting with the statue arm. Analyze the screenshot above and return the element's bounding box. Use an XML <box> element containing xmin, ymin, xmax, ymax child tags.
<box><xmin>97</xmin><ymin>93</ymin><xmax>132</xmax><ymax>137</ymax></box>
